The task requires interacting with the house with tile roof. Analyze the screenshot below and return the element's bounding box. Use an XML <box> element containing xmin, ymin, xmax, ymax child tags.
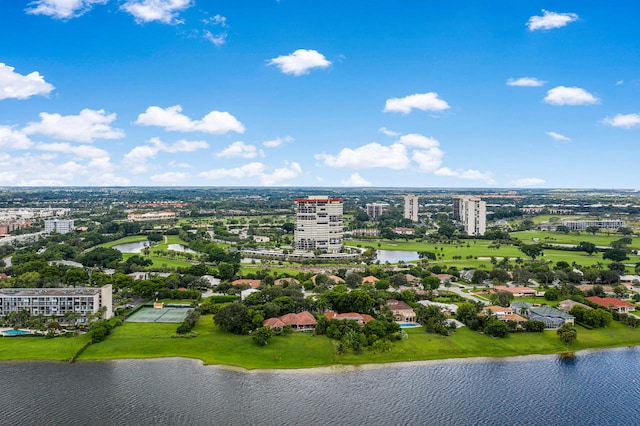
<box><xmin>324</xmin><ymin>311</ymin><xmax>375</xmax><ymax>326</ymax></box>
<box><xmin>263</xmin><ymin>311</ymin><xmax>317</xmax><ymax>332</ymax></box>
<box><xmin>586</xmin><ymin>296</ymin><xmax>636</xmax><ymax>313</ymax></box>
<box><xmin>528</xmin><ymin>306</ymin><xmax>574</xmax><ymax>329</ymax></box>
<box><xmin>231</xmin><ymin>279</ymin><xmax>261</xmax><ymax>288</ymax></box>
<box><xmin>387</xmin><ymin>299</ymin><xmax>416</xmax><ymax>322</ymax></box>
<box><xmin>557</xmin><ymin>299</ymin><xmax>591</xmax><ymax>314</ymax></box>
<box><xmin>480</xmin><ymin>305</ymin><xmax>527</xmax><ymax>324</ymax></box>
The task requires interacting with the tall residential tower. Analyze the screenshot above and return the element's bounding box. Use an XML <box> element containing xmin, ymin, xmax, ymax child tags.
<box><xmin>294</xmin><ymin>196</ymin><xmax>343</xmax><ymax>254</ymax></box>
<box><xmin>452</xmin><ymin>195</ymin><xmax>486</xmax><ymax>236</ymax></box>
<box><xmin>403</xmin><ymin>194</ymin><xmax>419</xmax><ymax>222</ymax></box>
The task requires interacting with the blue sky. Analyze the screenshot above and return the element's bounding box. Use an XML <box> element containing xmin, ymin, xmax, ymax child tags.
<box><xmin>1</xmin><ymin>1</ymin><xmax>639</xmax><ymax>188</ymax></box>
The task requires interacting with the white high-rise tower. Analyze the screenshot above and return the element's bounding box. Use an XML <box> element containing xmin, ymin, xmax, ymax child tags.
<box><xmin>294</xmin><ymin>196</ymin><xmax>343</xmax><ymax>254</ymax></box>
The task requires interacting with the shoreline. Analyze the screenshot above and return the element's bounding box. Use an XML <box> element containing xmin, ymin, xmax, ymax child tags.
<box><xmin>4</xmin><ymin>344</ymin><xmax>639</xmax><ymax>373</ymax></box>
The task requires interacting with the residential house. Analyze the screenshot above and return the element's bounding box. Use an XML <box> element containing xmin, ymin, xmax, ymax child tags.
<box><xmin>557</xmin><ymin>299</ymin><xmax>591</xmax><ymax>314</ymax></box>
<box><xmin>494</xmin><ymin>285</ymin><xmax>540</xmax><ymax>297</ymax></box>
<box><xmin>324</xmin><ymin>311</ymin><xmax>374</xmax><ymax>326</ymax></box>
<box><xmin>480</xmin><ymin>305</ymin><xmax>527</xmax><ymax>324</ymax></box>
<box><xmin>586</xmin><ymin>296</ymin><xmax>636</xmax><ymax>313</ymax></box>
<box><xmin>362</xmin><ymin>275</ymin><xmax>379</xmax><ymax>284</ymax></box>
<box><xmin>387</xmin><ymin>299</ymin><xmax>416</xmax><ymax>322</ymax></box>
<box><xmin>417</xmin><ymin>300</ymin><xmax>458</xmax><ymax>315</ymax></box>
<box><xmin>232</xmin><ymin>279</ymin><xmax>261</xmax><ymax>288</ymax></box>
<box><xmin>263</xmin><ymin>311</ymin><xmax>317</xmax><ymax>332</ymax></box>
<box><xmin>528</xmin><ymin>306</ymin><xmax>575</xmax><ymax>329</ymax></box>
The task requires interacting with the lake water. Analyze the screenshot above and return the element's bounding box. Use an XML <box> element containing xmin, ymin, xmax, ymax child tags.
<box><xmin>1</xmin><ymin>348</ymin><xmax>639</xmax><ymax>425</ymax></box>
<box><xmin>376</xmin><ymin>249</ymin><xmax>420</xmax><ymax>263</ymax></box>
<box><xmin>167</xmin><ymin>244</ymin><xmax>201</xmax><ymax>254</ymax></box>
<box><xmin>112</xmin><ymin>241</ymin><xmax>149</xmax><ymax>253</ymax></box>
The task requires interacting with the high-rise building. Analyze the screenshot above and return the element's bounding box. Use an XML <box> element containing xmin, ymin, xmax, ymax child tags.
<box><xmin>452</xmin><ymin>196</ymin><xmax>486</xmax><ymax>236</ymax></box>
<box><xmin>44</xmin><ymin>219</ymin><xmax>75</xmax><ymax>234</ymax></box>
<box><xmin>294</xmin><ymin>196</ymin><xmax>343</xmax><ymax>254</ymax></box>
<box><xmin>365</xmin><ymin>202</ymin><xmax>390</xmax><ymax>219</ymax></box>
<box><xmin>403</xmin><ymin>195</ymin><xmax>419</xmax><ymax>222</ymax></box>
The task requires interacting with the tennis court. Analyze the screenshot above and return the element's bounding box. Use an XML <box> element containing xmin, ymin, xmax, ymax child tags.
<box><xmin>127</xmin><ymin>307</ymin><xmax>190</xmax><ymax>323</ymax></box>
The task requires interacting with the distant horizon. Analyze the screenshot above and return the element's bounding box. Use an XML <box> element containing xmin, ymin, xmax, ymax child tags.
<box><xmin>2</xmin><ymin>2</ymin><xmax>639</xmax><ymax>187</ymax></box>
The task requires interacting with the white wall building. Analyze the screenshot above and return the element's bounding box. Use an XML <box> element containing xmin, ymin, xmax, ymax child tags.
<box><xmin>0</xmin><ymin>285</ymin><xmax>113</xmax><ymax>323</ymax></box>
<box><xmin>44</xmin><ymin>219</ymin><xmax>75</xmax><ymax>235</ymax></box>
<box><xmin>403</xmin><ymin>195</ymin><xmax>419</xmax><ymax>222</ymax></box>
<box><xmin>294</xmin><ymin>196</ymin><xmax>343</xmax><ymax>254</ymax></box>
<box><xmin>365</xmin><ymin>202</ymin><xmax>389</xmax><ymax>219</ymax></box>
<box><xmin>561</xmin><ymin>219</ymin><xmax>626</xmax><ymax>230</ymax></box>
<box><xmin>453</xmin><ymin>196</ymin><xmax>486</xmax><ymax>236</ymax></box>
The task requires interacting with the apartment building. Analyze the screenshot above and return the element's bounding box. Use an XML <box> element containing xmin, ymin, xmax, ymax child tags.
<box><xmin>44</xmin><ymin>219</ymin><xmax>75</xmax><ymax>235</ymax></box>
<box><xmin>453</xmin><ymin>195</ymin><xmax>486</xmax><ymax>236</ymax></box>
<box><xmin>294</xmin><ymin>196</ymin><xmax>343</xmax><ymax>254</ymax></box>
<box><xmin>0</xmin><ymin>285</ymin><xmax>113</xmax><ymax>323</ymax></box>
<box><xmin>403</xmin><ymin>194</ymin><xmax>419</xmax><ymax>222</ymax></box>
<box><xmin>365</xmin><ymin>202</ymin><xmax>389</xmax><ymax>219</ymax></box>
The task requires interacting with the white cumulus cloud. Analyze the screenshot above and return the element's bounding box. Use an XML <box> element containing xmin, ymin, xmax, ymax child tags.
<box><xmin>268</xmin><ymin>49</ymin><xmax>331</xmax><ymax>76</ymax></box>
<box><xmin>199</xmin><ymin>162</ymin><xmax>266</xmax><ymax>180</ymax></box>
<box><xmin>26</xmin><ymin>0</ymin><xmax>107</xmax><ymax>19</ymax></box>
<box><xmin>544</xmin><ymin>86</ymin><xmax>598</xmax><ymax>106</ymax></box>
<box><xmin>383</xmin><ymin>92</ymin><xmax>450</xmax><ymax>114</ymax></box>
<box><xmin>121</xmin><ymin>0</ymin><xmax>192</xmax><ymax>24</ymax></box>
<box><xmin>150</xmin><ymin>172</ymin><xmax>190</xmax><ymax>183</ymax></box>
<box><xmin>435</xmin><ymin>167</ymin><xmax>495</xmax><ymax>184</ymax></box>
<box><xmin>263</xmin><ymin>136</ymin><xmax>293</xmax><ymax>148</ymax></box>
<box><xmin>527</xmin><ymin>10</ymin><xmax>579</xmax><ymax>31</ymax></box>
<box><xmin>378</xmin><ymin>127</ymin><xmax>399</xmax><ymax>137</ymax></box>
<box><xmin>204</xmin><ymin>31</ymin><xmax>227</xmax><ymax>46</ymax></box>
<box><xmin>36</xmin><ymin>142</ymin><xmax>110</xmax><ymax>159</ymax></box>
<box><xmin>122</xmin><ymin>137</ymin><xmax>209</xmax><ymax>174</ymax></box>
<box><xmin>315</xmin><ymin>142</ymin><xmax>410</xmax><ymax>170</ymax></box>
<box><xmin>511</xmin><ymin>177</ymin><xmax>546</xmax><ymax>187</ymax></box>
<box><xmin>0</xmin><ymin>63</ymin><xmax>55</xmax><ymax>100</ymax></box>
<box><xmin>23</xmin><ymin>109</ymin><xmax>125</xmax><ymax>142</ymax></box>
<box><xmin>341</xmin><ymin>173</ymin><xmax>372</xmax><ymax>187</ymax></box>
<box><xmin>506</xmin><ymin>77</ymin><xmax>546</xmax><ymax>87</ymax></box>
<box><xmin>216</xmin><ymin>141</ymin><xmax>259</xmax><ymax>158</ymax></box>
<box><xmin>259</xmin><ymin>161</ymin><xmax>302</xmax><ymax>186</ymax></box>
<box><xmin>136</xmin><ymin>105</ymin><xmax>245</xmax><ymax>134</ymax></box>
<box><xmin>0</xmin><ymin>126</ymin><xmax>33</xmax><ymax>150</ymax></box>
<box><xmin>604</xmin><ymin>113</ymin><xmax>640</xmax><ymax>128</ymax></box>
<box><xmin>546</xmin><ymin>131</ymin><xmax>571</xmax><ymax>142</ymax></box>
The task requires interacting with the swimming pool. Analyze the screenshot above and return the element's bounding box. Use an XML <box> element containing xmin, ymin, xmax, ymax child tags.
<box><xmin>398</xmin><ymin>322</ymin><xmax>421</xmax><ymax>328</ymax></box>
<box><xmin>2</xmin><ymin>329</ymin><xmax>30</xmax><ymax>336</ymax></box>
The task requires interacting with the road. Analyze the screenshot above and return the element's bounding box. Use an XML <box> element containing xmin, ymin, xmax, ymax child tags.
<box><xmin>441</xmin><ymin>284</ymin><xmax>489</xmax><ymax>305</ymax></box>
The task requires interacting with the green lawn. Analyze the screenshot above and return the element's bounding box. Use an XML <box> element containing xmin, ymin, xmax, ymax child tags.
<box><xmin>101</xmin><ymin>235</ymin><xmax>148</xmax><ymax>248</ymax></box>
<box><xmin>0</xmin><ymin>333</ymin><xmax>92</xmax><ymax>361</ymax></box>
<box><xmin>74</xmin><ymin>315</ymin><xmax>640</xmax><ymax>369</ymax></box>
<box><xmin>511</xmin><ymin>230</ymin><xmax>639</xmax><ymax>249</ymax></box>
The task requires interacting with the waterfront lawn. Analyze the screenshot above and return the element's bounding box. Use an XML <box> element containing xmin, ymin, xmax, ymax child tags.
<box><xmin>76</xmin><ymin>315</ymin><xmax>640</xmax><ymax>369</ymax></box>
<box><xmin>0</xmin><ymin>334</ymin><xmax>92</xmax><ymax>361</ymax></box>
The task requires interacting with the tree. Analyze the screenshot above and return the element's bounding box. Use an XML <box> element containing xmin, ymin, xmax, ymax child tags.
<box><xmin>252</xmin><ymin>327</ymin><xmax>272</xmax><ymax>346</ymax></box>
<box><xmin>618</xmin><ymin>227</ymin><xmax>633</xmax><ymax>236</ymax></box>
<box><xmin>214</xmin><ymin>303</ymin><xmax>252</xmax><ymax>334</ymax></box>
<box><xmin>576</xmin><ymin>242</ymin><xmax>597</xmax><ymax>256</ymax></box>
<box><xmin>519</xmin><ymin>244</ymin><xmax>544</xmax><ymax>260</ymax></box>
<box><xmin>484</xmin><ymin>319</ymin><xmax>508</xmax><ymax>338</ymax></box>
<box><xmin>585</xmin><ymin>226</ymin><xmax>600</xmax><ymax>235</ymax></box>
<box><xmin>471</xmin><ymin>270</ymin><xmax>489</xmax><ymax>285</ymax></box>
<box><xmin>79</xmin><ymin>247</ymin><xmax>123</xmax><ymax>268</ymax></box>
<box><xmin>422</xmin><ymin>275</ymin><xmax>441</xmax><ymax>290</ymax></box>
<box><xmin>556</xmin><ymin>225</ymin><xmax>570</xmax><ymax>234</ymax></box>
<box><xmin>544</xmin><ymin>287</ymin><xmax>559</xmax><ymax>301</ymax></box>
<box><xmin>345</xmin><ymin>273</ymin><xmax>363</xmax><ymax>289</ymax></box>
<box><xmin>281</xmin><ymin>223</ymin><xmax>295</xmax><ymax>233</ymax></box>
<box><xmin>491</xmin><ymin>290</ymin><xmax>514</xmax><ymax>307</ymax></box>
<box><xmin>147</xmin><ymin>233</ymin><xmax>163</xmax><ymax>243</ymax></box>
<box><xmin>557</xmin><ymin>323</ymin><xmax>577</xmax><ymax>346</ymax></box>
<box><xmin>603</xmin><ymin>248</ymin><xmax>629</xmax><ymax>262</ymax></box>
<box><xmin>608</xmin><ymin>262</ymin><xmax>626</xmax><ymax>274</ymax></box>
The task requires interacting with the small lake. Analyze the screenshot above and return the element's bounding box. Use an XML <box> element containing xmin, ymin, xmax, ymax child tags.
<box><xmin>112</xmin><ymin>241</ymin><xmax>149</xmax><ymax>253</ymax></box>
<box><xmin>167</xmin><ymin>244</ymin><xmax>201</xmax><ymax>254</ymax></box>
<box><xmin>1</xmin><ymin>348</ymin><xmax>640</xmax><ymax>425</ymax></box>
<box><xmin>376</xmin><ymin>249</ymin><xmax>420</xmax><ymax>263</ymax></box>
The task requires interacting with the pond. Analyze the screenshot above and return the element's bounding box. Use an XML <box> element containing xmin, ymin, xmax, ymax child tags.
<box><xmin>112</xmin><ymin>241</ymin><xmax>149</xmax><ymax>253</ymax></box>
<box><xmin>375</xmin><ymin>249</ymin><xmax>420</xmax><ymax>263</ymax></box>
<box><xmin>167</xmin><ymin>244</ymin><xmax>202</xmax><ymax>254</ymax></box>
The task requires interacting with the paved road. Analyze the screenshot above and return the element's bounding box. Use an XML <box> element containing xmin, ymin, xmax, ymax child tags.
<box><xmin>441</xmin><ymin>284</ymin><xmax>489</xmax><ymax>305</ymax></box>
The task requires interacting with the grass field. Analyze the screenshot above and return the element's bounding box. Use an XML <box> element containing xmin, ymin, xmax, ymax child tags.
<box><xmin>74</xmin><ymin>315</ymin><xmax>640</xmax><ymax>369</ymax></box>
<box><xmin>511</xmin><ymin>230</ymin><xmax>640</xmax><ymax>249</ymax></box>
<box><xmin>0</xmin><ymin>333</ymin><xmax>92</xmax><ymax>361</ymax></box>
<box><xmin>101</xmin><ymin>235</ymin><xmax>148</xmax><ymax>248</ymax></box>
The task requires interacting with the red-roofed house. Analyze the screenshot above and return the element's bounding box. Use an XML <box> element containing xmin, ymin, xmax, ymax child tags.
<box><xmin>232</xmin><ymin>279</ymin><xmax>261</xmax><ymax>288</ymax></box>
<box><xmin>263</xmin><ymin>311</ymin><xmax>317</xmax><ymax>332</ymax></box>
<box><xmin>494</xmin><ymin>286</ymin><xmax>539</xmax><ymax>297</ymax></box>
<box><xmin>362</xmin><ymin>275</ymin><xmax>379</xmax><ymax>284</ymax></box>
<box><xmin>480</xmin><ymin>305</ymin><xmax>527</xmax><ymax>324</ymax></box>
<box><xmin>586</xmin><ymin>296</ymin><xmax>636</xmax><ymax>313</ymax></box>
<box><xmin>387</xmin><ymin>299</ymin><xmax>416</xmax><ymax>322</ymax></box>
<box><xmin>324</xmin><ymin>311</ymin><xmax>375</xmax><ymax>326</ymax></box>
